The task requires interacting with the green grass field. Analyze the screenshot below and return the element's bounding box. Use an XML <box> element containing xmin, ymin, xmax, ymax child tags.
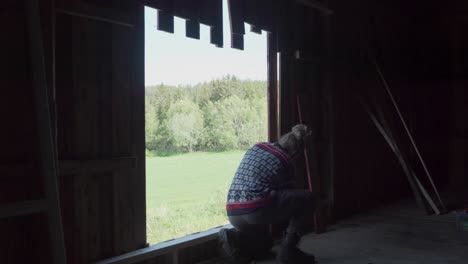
<box><xmin>146</xmin><ymin>151</ymin><xmax>245</xmax><ymax>244</ymax></box>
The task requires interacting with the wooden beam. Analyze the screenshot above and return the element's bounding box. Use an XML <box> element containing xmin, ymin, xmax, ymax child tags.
<box><xmin>267</xmin><ymin>32</ymin><xmax>279</xmax><ymax>141</ymax></box>
<box><xmin>279</xmin><ymin>52</ymin><xmax>294</xmax><ymax>135</ymax></box>
<box><xmin>296</xmin><ymin>96</ymin><xmax>313</xmax><ymax>193</ymax></box>
<box><xmin>197</xmin><ymin>0</ymin><xmax>223</xmax><ymax>47</ymax></box>
<box><xmin>186</xmin><ymin>19</ymin><xmax>200</xmax><ymax>39</ymax></box>
<box><xmin>210</xmin><ymin>25</ymin><xmax>223</xmax><ymax>48</ymax></box>
<box><xmin>55</xmin><ymin>0</ymin><xmax>135</xmax><ymax>26</ymax></box>
<box><xmin>157</xmin><ymin>10</ymin><xmax>174</xmax><ymax>33</ymax></box>
<box><xmin>371</xmin><ymin>59</ymin><xmax>446</xmax><ymax>213</ymax></box>
<box><xmin>94</xmin><ymin>225</ymin><xmax>233</xmax><ymax>264</ymax></box>
<box><xmin>372</xmin><ymin>99</ymin><xmax>431</xmax><ymax>214</ymax></box>
<box><xmin>414</xmin><ymin>173</ymin><xmax>440</xmax><ymax>215</ymax></box>
<box><xmin>250</xmin><ymin>25</ymin><xmax>262</xmax><ymax>34</ymax></box>
<box><xmin>0</xmin><ymin>200</ymin><xmax>48</xmax><ymax>219</ymax></box>
<box><xmin>134</xmin><ymin>3</ymin><xmax>148</xmax><ymax>251</ymax></box>
<box><xmin>297</xmin><ymin>95</ymin><xmax>326</xmax><ymax>233</ymax></box>
<box><xmin>296</xmin><ymin>0</ymin><xmax>334</xmax><ymax>16</ymax></box>
<box><xmin>55</xmin><ymin>8</ymin><xmax>134</xmax><ymax>28</ymax></box>
<box><xmin>373</xmin><ymin>100</ymin><xmax>436</xmax><ymax>214</ymax></box>
<box><xmin>231</xmin><ymin>33</ymin><xmax>244</xmax><ymax>50</ymax></box>
<box><xmin>228</xmin><ymin>0</ymin><xmax>245</xmax><ymax>50</ymax></box>
<box><xmin>358</xmin><ymin>97</ymin><xmax>438</xmax><ymax>214</ymax></box>
<box><xmin>58</xmin><ymin>157</ymin><xmax>138</xmax><ymax>175</ymax></box>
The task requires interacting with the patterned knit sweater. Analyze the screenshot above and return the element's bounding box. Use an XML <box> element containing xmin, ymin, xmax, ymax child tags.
<box><xmin>226</xmin><ymin>142</ymin><xmax>293</xmax><ymax>216</ymax></box>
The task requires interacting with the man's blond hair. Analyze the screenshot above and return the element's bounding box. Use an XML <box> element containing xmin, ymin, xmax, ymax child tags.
<box><xmin>278</xmin><ymin>124</ymin><xmax>311</xmax><ymax>155</ymax></box>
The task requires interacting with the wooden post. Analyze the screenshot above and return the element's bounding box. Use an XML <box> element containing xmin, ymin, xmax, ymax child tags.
<box><xmin>268</xmin><ymin>32</ymin><xmax>279</xmax><ymax>141</ymax></box>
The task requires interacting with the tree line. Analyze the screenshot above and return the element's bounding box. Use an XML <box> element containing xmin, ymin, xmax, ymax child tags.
<box><xmin>145</xmin><ymin>75</ymin><xmax>267</xmax><ymax>154</ymax></box>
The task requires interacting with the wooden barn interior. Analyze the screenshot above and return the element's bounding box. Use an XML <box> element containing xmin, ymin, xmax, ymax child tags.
<box><xmin>1</xmin><ymin>0</ymin><xmax>468</xmax><ymax>263</ymax></box>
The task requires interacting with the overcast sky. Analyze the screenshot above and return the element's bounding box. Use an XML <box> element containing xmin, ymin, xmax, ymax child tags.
<box><xmin>144</xmin><ymin>0</ymin><xmax>267</xmax><ymax>86</ymax></box>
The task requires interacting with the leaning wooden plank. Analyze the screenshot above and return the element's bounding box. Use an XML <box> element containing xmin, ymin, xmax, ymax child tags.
<box><xmin>55</xmin><ymin>0</ymin><xmax>136</xmax><ymax>26</ymax></box>
<box><xmin>296</xmin><ymin>96</ymin><xmax>313</xmax><ymax>192</ymax></box>
<box><xmin>55</xmin><ymin>8</ymin><xmax>134</xmax><ymax>28</ymax></box>
<box><xmin>297</xmin><ymin>96</ymin><xmax>326</xmax><ymax>233</ymax></box>
<box><xmin>413</xmin><ymin>172</ymin><xmax>441</xmax><ymax>215</ymax></box>
<box><xmin>26</xmin><ymin>0</ymin><xmax>67</xmax><ymax>263</ymax></box>
<box><xmin>371</xmin><ymin>58</ymin><xmax>446</xmax><ymax>213</ymax></box>
<box><xmin>358</xmin><ymin>97</ymin><xmax>437</xmax><ymax>214</ymax></box>
<box><xmin>373</xmin><ymin>100</ymin><xmax>435</xmax><ymax>214</ymax></box>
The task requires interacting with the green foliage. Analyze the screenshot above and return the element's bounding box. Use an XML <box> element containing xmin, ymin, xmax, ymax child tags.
<box><xmin>201</xmin><ymin>100</ymin><xmax>238</xmax><ymax>151</ymax></box>
<box><xmin>144</xmin><ymin>77</ymin><xmax>268</xmax><ymax>244</ymax></box>
<box><xmin>145</xmin><ymin>76</ymin><xmax>267</xmax><ymax>153</ymax></box>
<box><xmin>146</xmin><ymin>189</ymin><xmax>229</xmax><ymax>244</ymax></box>
<box><xmin>209</xmin><ymin>75</ymin><xmax>239</xmax><ymax>102</ymax></box>
<box><xmin>146</xmin><ymin>151</ymin><xmax>244</xmax><ymax>244</ymax></box>
<box><xmin>167</xmin><ymin>99</ymin><xmax>204</xmax><ymax>152</ymax></box>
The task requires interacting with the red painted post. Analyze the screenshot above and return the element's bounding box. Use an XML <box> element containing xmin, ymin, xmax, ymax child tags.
<box><xmin>296</xmin><ymin>96</ymin><xmax>326</xmax><ymax>234</ymax></box>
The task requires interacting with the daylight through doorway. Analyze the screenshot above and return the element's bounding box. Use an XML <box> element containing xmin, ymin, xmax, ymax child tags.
<box><xmin>144</xmin><ymin>1</ymin><xmax>268</xmax><ymax>245</ymax></box>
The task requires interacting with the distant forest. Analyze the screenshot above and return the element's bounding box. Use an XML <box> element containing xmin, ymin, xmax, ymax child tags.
<box><xmin>145</xmin><ymin>75</ymin><xmax>267</xmax><ymax>153</ymax></box>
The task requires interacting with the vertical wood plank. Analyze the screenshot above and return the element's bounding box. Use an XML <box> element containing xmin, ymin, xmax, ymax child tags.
<box><xmin>267</xmin><ymin>32</ymin><xmax>279</xmax><ymax>141</ymax></box>
<box><xmin>133</xmin><ymin>3</ymin><xmax>148</xmax><ymax>250</ymax></box>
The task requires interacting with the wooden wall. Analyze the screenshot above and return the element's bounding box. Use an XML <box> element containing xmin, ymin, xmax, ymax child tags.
<box><xmin>274</xmin><ymin>0</ymin><xmax>410</xmax><ymax>221</ymax></box>
<box><xmin>54</xmin><ymin>0</ymin><xmax>146</xmax><ymax>263</ymax></box>
<box><xmin>275</xmin><ymin>0</ymin><xmax>468</xmax><ymax>222</ymax></box>
<box><xmin>321</xmin><ymin>0</ymin><xmax>467</xmax><ymax>218</ymax></box>
<box><xmin>2</xmin><ymin>0</ymin><xmax>467</xmax><ymax>263</ymax></box>
<box><xmin>276</xmin><ymin>3</ymin><xmax>334</xmax><ymax>224</ymax></box>
<box><xmin>446</xmin><ymin>0</ymin><xmax>468</xmax><ymax>206</ymax></box>
<box><xmin>1</xmin><ymin>0</ymin><xmax>53</xmax><ymax>263</ymax></box>
<box><xmin>1</xmin><ymin>0</ymin><xmax>146</xmax><ymax>263</ymax></box>
<box><xmin>325</xmin><ymin>0</ymin><xmax>416</xmax><ymax>218</ymax></box>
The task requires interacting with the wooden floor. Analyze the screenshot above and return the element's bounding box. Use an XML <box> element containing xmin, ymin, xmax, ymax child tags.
<box><xmin>235</xmin><ymin>200</ymin><xmax>468</xmax><ymax>264</ymax></box>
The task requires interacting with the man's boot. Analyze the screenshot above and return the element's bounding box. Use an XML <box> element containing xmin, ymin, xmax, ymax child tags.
<box><xmin>247</xmin><ymin>231</ymin><xmax>274</xmax><ymax>261</ymax></box>
<box><xmin>218</xmin><ymin>228</ymin><xmax>252</xmax><ymax>264</ymax></box>
<box><xmin>277</xmin><ymin>232</ymin><xmax>315</xmax><ymax>264</ymax></box>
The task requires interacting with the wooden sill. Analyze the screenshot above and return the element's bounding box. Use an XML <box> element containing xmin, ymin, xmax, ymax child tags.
<box><xmin>94</xmin><ymin>224</ymin><xmax>233</xmax><ymax>264</ymax></box>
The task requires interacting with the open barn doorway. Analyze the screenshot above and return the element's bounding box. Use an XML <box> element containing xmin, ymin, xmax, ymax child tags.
<box><xmin>144</xmin><ymin>0</ymin><xmax>268</xmax><ymax>245</ymax></box>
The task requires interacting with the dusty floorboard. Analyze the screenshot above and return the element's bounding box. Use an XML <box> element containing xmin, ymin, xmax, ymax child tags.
<box><xmin>215</xmin><ymin>200</ymin><xmax>468</xmax><ymax>264</ymax></box>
